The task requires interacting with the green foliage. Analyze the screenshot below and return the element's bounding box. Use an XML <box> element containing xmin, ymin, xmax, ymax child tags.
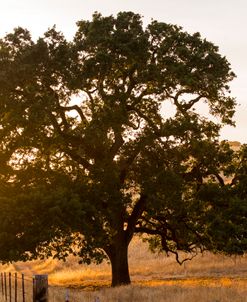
<box><xmin>0</xmin><ymin>11</ymin><xmax>246</xmax><ymax>283</ymax></box>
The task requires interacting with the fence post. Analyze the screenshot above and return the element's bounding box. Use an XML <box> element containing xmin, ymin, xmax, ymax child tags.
<box><xmin>65</xmin><ymin>289</ymin><xmax>69</xmax><ymax>302</ymax></box>
<box><xmin>9</xmin><ymin>273</ymin><xmax>11</xmax><ymax>302</ymax></box>
<box><xmin>33</xmin><ymin>275</ymin><xmax>48</xmax><ymax>302</ymax></box>
<box><xmin>22</xmin><ymin>274</ymin><xmax>25</xmax><ymax>302</ymax></box>
<box><xmin>4</xmin><ymin>272</ymin><xmax>7</xmax><ymax>301</ymax></box>
<box><xmin>14</xmin><ymin>273</ymin><xmax>17</xmax><ymax>302</ymax></box>
<box><xmin>1</xmin><ymin>273</ymin><xmax>3</xmax><ymax>296</ymax></box>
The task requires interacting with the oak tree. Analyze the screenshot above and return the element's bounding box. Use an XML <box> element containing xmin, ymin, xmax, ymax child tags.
<box><xmin>0</xmin><ymin>12</ymin><xmax>247</xmax><ymax>286</ymax></box>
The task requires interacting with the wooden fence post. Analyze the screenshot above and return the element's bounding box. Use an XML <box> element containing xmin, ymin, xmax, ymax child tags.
<box><xmin>33</xmin><ymin>275</ymin><xmax>48</xmax><ymax>302</ymax></box>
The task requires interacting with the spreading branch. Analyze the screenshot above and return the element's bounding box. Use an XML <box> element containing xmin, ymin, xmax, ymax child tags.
<box><xmin>60</xmin><ymin>105</ymin><xmax>88</xmax><ymax>125</ymax></box>
<box><xmin>171</xmin><ymin>89</ymin><xmax>205</xmax><ymax>114</ymax></box>
<box><xmin>126</xmin><ymin>194</ymin><xmax>147</xmax><ymax>241</ymax></box>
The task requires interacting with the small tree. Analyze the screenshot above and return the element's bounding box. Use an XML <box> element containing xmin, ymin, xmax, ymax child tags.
<box><xmin>0</xmin><ymin>12</ymin><xmax>247</xmax><ymax>286</ymax></box>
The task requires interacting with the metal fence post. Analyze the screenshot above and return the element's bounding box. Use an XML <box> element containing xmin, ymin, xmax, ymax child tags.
<box><xmin>4</xmin><ymin>272</ymin><xmax>7</xmax><ymax>301</ymax></box>
<box><xmin>65</xmin><ymin>289</ymin><xmax>69</xmax><ymax>302</ymax></box>
<box><xmin>1</xmin><ymin>273</ymin><xmax>3</xmax><ymax>296</ymax></box>
<box><xmin>14</xmin><ymin>273</ymin><xmax>17</xmax><ymax>302</ymax></box>
<box><xmin>9</xmin><ymin>273</ymin><xmax>11</xmax><ymax>302</ymax></box>
<box><xmin>33</xmin><ymin>275</ymin><xmax>48</xmax><ymax>302</ymax></box>
<box><xmin>22</xmin><ymin>274</ymin><xmax>25</xmax><ymax>302</ymax></box>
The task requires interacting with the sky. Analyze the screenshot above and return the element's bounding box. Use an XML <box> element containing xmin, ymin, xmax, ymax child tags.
<box><xmin>0</xmin><ymin>0</ymin><xmax>246</xmax><ymax>143</ymax></box>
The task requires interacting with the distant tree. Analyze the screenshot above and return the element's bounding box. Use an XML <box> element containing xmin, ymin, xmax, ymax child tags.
<box><xmin>0</xmin><ymin>12</ymin><xmax>247</xmax><ymax>287</ymax></box>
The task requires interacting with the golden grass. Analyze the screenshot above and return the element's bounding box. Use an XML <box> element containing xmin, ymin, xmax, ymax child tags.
<box><xmin>3</xmin><ymin>237</ymin><xmax>247</xmax><ymax>286</ymax></box>
<box><xmin>47</xmin><ymin>284</ymin><xmax>247</xmax><ymax>302</ymax></box>
<box><xmin>1</xmin><ymin>237</ymin><xmax>247</xmax><ymax>301</ymax></box>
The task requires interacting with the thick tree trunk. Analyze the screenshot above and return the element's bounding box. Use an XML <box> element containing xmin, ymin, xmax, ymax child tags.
<box><xmin>105</xmin><ymin>238</ymin><xmax>131</xmax><ymax>287</ymax></box>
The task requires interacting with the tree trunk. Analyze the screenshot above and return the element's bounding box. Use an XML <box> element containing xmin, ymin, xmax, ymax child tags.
<box><xmin>105</xmin><ymin>238</ymin><xmax>131</xmax><ymax>287</ymax></box>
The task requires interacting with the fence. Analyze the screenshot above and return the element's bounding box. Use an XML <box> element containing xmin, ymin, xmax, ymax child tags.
<box><xmin>0</xmin><ymin>272</ymin><xmax>101</xmax><ymax>302</ymax></box>
<box><xmin>0</xmin><ymin>272</ymin><xmax>48</xmax><ymax>302</ymax></box>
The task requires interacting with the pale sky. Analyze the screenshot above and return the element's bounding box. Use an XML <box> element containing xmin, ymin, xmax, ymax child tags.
<box><xmin>0</xmin><ymin>0</ymin><xmax>246</xmax><ymax>143</ymax></box>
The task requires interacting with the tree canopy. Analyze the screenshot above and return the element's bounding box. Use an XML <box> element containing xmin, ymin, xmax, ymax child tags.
<box><xmin>0</xmin><ymin>12</ymin><xmax>247</xmax><ymax>286</ymax></box>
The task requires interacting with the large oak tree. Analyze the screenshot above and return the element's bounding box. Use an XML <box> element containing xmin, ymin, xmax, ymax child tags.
<box><xmin>1</xmin><ymin>12</ymin><xmax>247</xmax><ymax>286</ymax></box>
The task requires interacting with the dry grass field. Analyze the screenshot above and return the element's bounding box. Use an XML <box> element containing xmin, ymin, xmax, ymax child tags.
<box><xmin>1</xmin><ymin>237</ymin><xmax>247</xmax><ymax>301</ymax></box>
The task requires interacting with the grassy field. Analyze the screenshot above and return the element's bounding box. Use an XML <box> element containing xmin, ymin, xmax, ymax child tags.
<box><xmin>1</xmin><ymin>237</ymin><xmax>247</xmax><ymax>301</ymax></box>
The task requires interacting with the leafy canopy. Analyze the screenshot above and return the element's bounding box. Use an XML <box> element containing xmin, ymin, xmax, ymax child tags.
<box><xmin>0</xmin><ymin>12</ymin><xmax>246</xmax><ymax>266</ymax></box>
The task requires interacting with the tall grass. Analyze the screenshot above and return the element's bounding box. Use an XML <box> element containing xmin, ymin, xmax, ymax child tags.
<box><xmin>48</xmin><ymin>284</ymin><xmax>247</xmax><ymax>302</ymax></box>
<box><xmin>1</xmin><ymin>237</ymin><xmax>247</xmax><ymax>301</ymax></box>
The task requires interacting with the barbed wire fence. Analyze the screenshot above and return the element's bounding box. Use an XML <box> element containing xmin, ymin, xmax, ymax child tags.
<box><xmin>0</xmin><ymin>272</ymin><xmax>101</xmax><ymax>302</ymax></box>
<box><xmin>0</xmin><ymin>272</ymin><xmax>33</xmax><ymax>302</ymax></box>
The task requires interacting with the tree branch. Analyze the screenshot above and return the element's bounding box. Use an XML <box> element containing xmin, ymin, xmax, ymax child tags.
<box><xmin>119</xmin><ymin>139</ymin><xmax>145</xmax><ymax>183</ymax></box>
<box><xmin>48</xmin><ymin>112</ymin><xmax>63</xmax><ymax>135</ymax></box>
<box><xmin>60</xmin><ymin>105</ymin><xmax>88</xmax><ymax>125</ymax></box>
<box><xmin>109</xmin><ymin>127</ymin><xmax>124</xmax><ymax>160</ymax></box>
<box><xmin>48</xmin><ymin>113</ymin><xmax>92</xmax><ymax>170</ymax></box>
<box><xmin>126</xmin><ymin>194</ymin><xmax>147</xmax><ymax>241</ymax></box>
<box><xmin>134</xmin><ymin>227</ymin><xmax>161</xmax><ymax>235</ymax></box>
<box><xmin>64</xmin><ymin>148</ymin><xmax>92</xmax><ymax>171</ymax></box>
<box><xmin>214</xmin><ymin>173</ymin><xmax>225</xmax><ymax>187</ymax></box>
<box><xmin>171</xmin><ymin>89</ymin><xmax>205</xmax><ymax>114</ymax></box>
<box><xmin>83</xmin><ymin>89</ymin><xmax>97</xmax><ymax>116</ymax></box>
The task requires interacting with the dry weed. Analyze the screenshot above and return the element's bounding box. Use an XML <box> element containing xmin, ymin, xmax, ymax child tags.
<box><xmin>1</xmin><ymin>237</ymin><xmax>247</xmax><ymax>301</ymax></box>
